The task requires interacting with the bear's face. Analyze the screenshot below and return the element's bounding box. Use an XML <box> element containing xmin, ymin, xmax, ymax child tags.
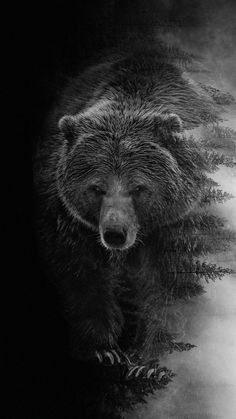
<box><xmin>57</xmin><ymin>111</ymin><xmax>190</xmax><ymax>251</ymax></box>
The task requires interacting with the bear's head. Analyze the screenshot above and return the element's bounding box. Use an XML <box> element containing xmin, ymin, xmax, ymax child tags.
<box><xmin>56</xmin><ymin>108</ymin><xmax>199</xmax><ymax>251</ymax></box>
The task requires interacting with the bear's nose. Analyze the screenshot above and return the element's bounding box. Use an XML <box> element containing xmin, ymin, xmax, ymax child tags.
<box><xmin>103</xmin><ymin>229</ymin><xmax>127</xmax><ymax>248</ymax></box>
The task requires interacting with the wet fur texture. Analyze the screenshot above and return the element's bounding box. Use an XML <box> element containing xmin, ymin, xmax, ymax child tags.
<box><xmin>34</xmin><ymin>41</ymin><xmax>217</xmax><ymax>359</ymax></box>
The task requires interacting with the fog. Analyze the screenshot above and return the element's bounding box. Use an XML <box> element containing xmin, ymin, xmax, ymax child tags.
<box><xmin>126</xmin><ymin>167</ymin><xmax>236</xmax><ymax>419</ymax></box>
<box><xmin>126</xmin><ymin>1</ymin><xmax>236</xmax><ymax>417</ymax></box>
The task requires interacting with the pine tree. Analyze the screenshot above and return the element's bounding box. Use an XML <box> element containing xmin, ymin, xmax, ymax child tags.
<box><xmin>201</xmin><ymin>188</ymin><xmax>234</xmax><ymax>205</ymax></box>
<box><xmin>113</xmin><ymin>124</ymin><xmax>236</xmax><ymax>416</ymax></box>
<box><xmin>201</xmin><ymin>125</ymin><xmax>236</xmax><ymax>155</ymax></box>
<box><xmin>85</xmin><ymin>74</ymin><xmax>236</xmax><ymax>419</ymax></box>
<box><xmin>200</xmin><ymin>84</ymin><xmax>235</xmax><ymax>106</ymax></box>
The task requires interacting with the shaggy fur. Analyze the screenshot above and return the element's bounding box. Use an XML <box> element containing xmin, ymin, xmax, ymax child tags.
<box><xmin>34</xmin><ymin>41</ymin><xmax>218</xmax><ymax>359</ymax></box>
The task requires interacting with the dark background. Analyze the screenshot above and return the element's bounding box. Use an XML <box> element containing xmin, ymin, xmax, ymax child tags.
<box><xmin>6</xmin><ymin>1</ymin><xmax>236</xmax><ymax>418</ymax></box>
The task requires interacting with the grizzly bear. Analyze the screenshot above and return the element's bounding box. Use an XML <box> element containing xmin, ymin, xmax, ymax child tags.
<box><xmin>34</xmin><ymin>41</ymin><xmax>218</xmax><ymax>367</ymax></box>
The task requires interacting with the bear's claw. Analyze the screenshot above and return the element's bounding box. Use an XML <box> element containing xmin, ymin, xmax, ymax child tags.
<box><xmin>95</xmin><ymin>349</ymin><xmax>132</xmax><ymax>366</ymax></box>
<box><xmin>126</xmin><ymin>362</ymin><xmax>167</xmax><ymax>380</ymax></box>
<box><xmin>94</xmin><ymin>350</ymin><xmax>168</xmax><ymax>382</ymax></box>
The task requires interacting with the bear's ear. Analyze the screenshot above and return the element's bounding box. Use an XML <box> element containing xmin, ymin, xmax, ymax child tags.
<box><xmin>154</xmin><ymin>113</ymin><xmax>183</xmax><ymax>133</ymax></box>
<box><xmin>58</xmin><ymin>115</ymin><xmax>78</xmax><ymax>144</ymax></box>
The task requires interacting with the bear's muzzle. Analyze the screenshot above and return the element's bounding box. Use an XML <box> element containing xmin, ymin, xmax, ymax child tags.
<box><xmin>99</xmin><ymin>196</ymin><xmax>138</xmax><ymax>250</ymax></box>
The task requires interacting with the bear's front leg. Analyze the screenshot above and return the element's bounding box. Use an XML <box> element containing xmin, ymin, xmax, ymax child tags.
<box><xmin>63</xmin><ymin>265</ymin><xmax>127</xmax><ymax>366</ymax></box>
<box><xmin>70</xmin><ymin>315</ymin><xmax>128</xmax><ymax>366</ymax></box>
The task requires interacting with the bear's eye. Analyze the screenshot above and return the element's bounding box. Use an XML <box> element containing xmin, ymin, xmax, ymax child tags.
<box><xmin>88</xmin><ymin>185</ymin><xmax>106</xmax><ymax>195</ymax></box>
<box><xmin>130</xmin><ymin>185</ymin><xmax>148</xmax><ymax>195</ymax></box>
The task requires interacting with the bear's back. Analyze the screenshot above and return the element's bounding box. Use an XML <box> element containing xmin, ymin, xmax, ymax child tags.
<box><xmin>48</xmin><ymin>43</ymin><xmax>217</xmax><ymax>134</ymax></box>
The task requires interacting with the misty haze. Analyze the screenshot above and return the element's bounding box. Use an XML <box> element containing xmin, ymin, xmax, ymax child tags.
<box><xmin>126</xmin><ymin>3</ymin><xmax>236</xmax><ymax>418</ymax></box>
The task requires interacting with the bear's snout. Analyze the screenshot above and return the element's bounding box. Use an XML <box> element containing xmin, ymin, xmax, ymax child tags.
<box><xmin>99</xmin><ymin>196</ymin><xmax>138</xmax><ymax>251</ymax></box>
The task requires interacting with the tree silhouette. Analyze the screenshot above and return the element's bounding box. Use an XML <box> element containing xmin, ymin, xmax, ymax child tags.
<box><xmin>90</xmin><ymin>131</ymin><xmax>235</xmax><ymax>418</ymax></box>
<box><xmin>92</xmin><ymin>88</ymin><xmax>236</xmax><ymax>418</ymax></box>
